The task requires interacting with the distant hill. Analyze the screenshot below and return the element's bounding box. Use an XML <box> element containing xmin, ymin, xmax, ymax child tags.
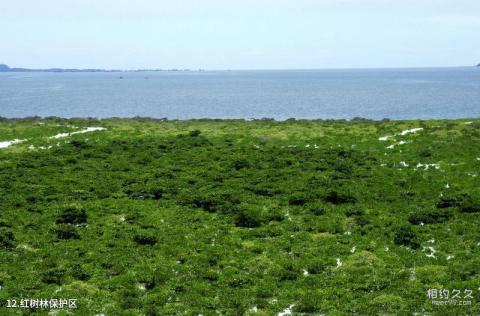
<box><xmin>0</xmin><ymin>64</ymin><xmax>122</xmax><ymax>73</ymax></box>
<box><xmin>0</xmin><ymin>64</ymin><xmax>201</xmax><ymax>72</ymax></box>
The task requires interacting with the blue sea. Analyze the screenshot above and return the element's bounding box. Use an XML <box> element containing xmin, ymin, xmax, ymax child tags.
<box><xmin>0</xmin><ymin>67</ymin><xmax>479</xmax><ymax>120</ymax></box>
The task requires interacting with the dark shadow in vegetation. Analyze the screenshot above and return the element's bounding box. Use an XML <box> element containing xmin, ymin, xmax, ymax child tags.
<box><xmin>322</xmin><ymin>190</ymin><xmax>357</xmax><ymax>204</ymax></box>
<box><xmin>56</xmin><ymin>205</ymin><xmax>87</xmax><ymax>225</ymax></box>
<box><xmin>235</xmin><ymin>207</ymin><xmax>264</xmax><ymax>228</ymax></box>
<box><xmin>0</xmin><ymin>228</ymin><xmax>16</xmax><ymax>249</ymax></box>
<box><xmin>133</xmin><ymin>232</ymin><xmax>158</xmax><ymax>246</ymax></box>
<box><xmin>53</xmin><ymin>224</ymin><xmax>80</xmax><ymax>240</ymax></box>
<box><xmin>42</xmin><ymin>267</ymin><xmax>65</xmax><ymax>285</ymax></box>
<box><xmin>408</xmin><ymin>209</ymin><xmax>453</xmax><ymax>225</ymax></box>
<box><xmin>185</xmin><ymin>191</ymin><xmax>240</xmax><ymax>214</ymax></box>
<box><xmin>394</xmin><ymin>226</ymin><xmax>420</xmax><ymax>249</ymax></box>
<box><xmin>436</xmin><ymin>192</ymin><xmax>480</xmax><ymax>213</ymax></box>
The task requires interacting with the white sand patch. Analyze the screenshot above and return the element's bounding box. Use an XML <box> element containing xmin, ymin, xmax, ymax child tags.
<box><xmin>29</xmin><ymin>144</ymin><xmax>54</xmax><ymax>150</ymax></box>
<box><xmin>409</xmin><ymin>267</ymin><xmax>416</xmax><ymax>281</ymax></box>
<box><xmin>18</xmin><ymin>243</ymin><xmax>36</xmax><ymax>252</ymax></box>
<box><xmin>399</xmin><ymin>128</ymin><xmax>423</xmax><ymax>136</ymax></box>
<box><xmin>49</xmin><ymin>127</ymin><xmax>106</xmax><ymax>139</ymax></box>
<box><xmin>285</xmin><ymin>211</ymin><xmax>292</xmax><ymax>221</ymax></box>
<box><xmin>336</xmin><ymin>258</ymin><xmax>343</xmax><ymax>268</ymax></box>
<box><xmin>350</xmin><ymin>246</ymin><xmax>356</xmax><ymax>253</ymax></box>
<box><xmin>416</xmin><ymin>163</ymin><xmax>440</xmax><ymax>170</ymax></box>
<box><xmin>278</xmin><ymin>305</ymin><xmax>295</xmax><ymax>316</ymax></box>
<box><xmin>248</xmin><ymin>306</ymin><xmax>258</xmax><ymax>314</ymax></box>
<box><xmin>0</xmin><ymin>139</ymin><xmax>25</xmax><ymax>149</ymax></box>
<box><xmin>424</xmin><ymin>246</ymin><xmax>437</xmax><ymax>258</ymax></box>
<box><xmin>379</xmin><ymin>127</ymin><xmax>423</xmax><ymax>144</ymax></box>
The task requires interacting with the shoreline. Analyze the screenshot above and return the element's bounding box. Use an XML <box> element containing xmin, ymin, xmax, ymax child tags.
<box><xmin>0</xmin><ymin>116</ymin><xmax>479</xmax><ymax>123</ymax></box>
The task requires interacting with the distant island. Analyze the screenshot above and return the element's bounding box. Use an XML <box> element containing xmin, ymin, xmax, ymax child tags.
<box><xmin>0</xmin><ymin>64</ymin><xmax>203</xmax><ymax>73</ymax></box>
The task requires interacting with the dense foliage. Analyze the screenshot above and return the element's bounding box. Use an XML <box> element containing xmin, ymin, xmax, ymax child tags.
<box><xmin>0</xmin><ymin>118</ymin><xmax>479</xmax><ymax>315</ymax></box>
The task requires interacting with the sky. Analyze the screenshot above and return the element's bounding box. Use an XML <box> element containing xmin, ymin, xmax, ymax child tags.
<box><xmin>1</xmin><ymin>0</ymin><xmax>479</xmax><ymax>70</ymax></box>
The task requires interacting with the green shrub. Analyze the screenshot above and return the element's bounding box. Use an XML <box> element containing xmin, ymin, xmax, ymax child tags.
<box><xmin>309</xmin><ymin>204</ymin><xmax>326</xmax><ymax>216</ymax></box>
<box><xmin>56</xmin><ymin>205</ymin><xmax>87</xmax><ymax>225</ymax></box>
<box><xmin>458</xmin><ymin>198</ymin><xmax>480</xmax><ymax>213</ymax></box>
<box><xmin>42</xmin><ymin>267</ymin><xmax>65</xmax><ymax>285</ymax></box>
<box><xmin>408</xmin><ymin>209</ymin><xmax>453</xmax><ymax>225</ymax></box>
<box><xmin>265</xmin><ymin>209</ymin><xmax>285</xmax><ymax>222</ymax></box>
<box><xmin>70</xmin><ymin>264</ymin><xmax>91</xmax><ymax>281</ymax></box>
<box><xmin>189</xmin><ymin>130</ymin><xmax>201</xmax><ymax>137</ymax></box>
<box><xmin>323</xmin><ymin>190</ymin><xmax>357</xmax><ymax>204</ymax></box>
<box><xmin>370</xmin><ymin>294</ymin><xmax>406</xmax><ymax>313</ymax></box>
<box><xmin>0</xmin><ymin>228</ymin><xmax>16</xmax><ymax>249</ymax></box>
<box><xmin>235</xmin><ymin>207</ymin><xmax>264</xmax><ymax>228</ymax></box>
<box><xmin>54</xmin><ymin>224</ymin><xmax>80</xmax><ymax>240</ymax></box>
<box><xmin>133</xmin><ymin>232</ymin><xmax>158</xmax><ymax>246</ymax></box>
<box><xmin>437</xmin><ymin>192</ymin><xmax>480</xmax><ymax>213</ymax></box>
<box><xmin>393</xmin><ymin>226</ymin><xmax>419</xmax><ymax>249</ymax></box>
<box><xmin>436</xmin><ymin>192</ymin><xmax>470</xmax><ymax>208</ymax></box>
<box><xmin>295</xmin><ymin>291</ymin><xmax>322</xmax><ymax>313</ymax></box>
<box><xmin>345</xmin><ymin>209</ymin><xmax>364</xmax><ymax>217</ymax></box>
<box><xmin>124</xmin><ymin>183</ymin><xmax>164</xmax><ymax>200</ymax></box>
<box><xmin>288</xmin><ymin>195</ymin><xmax>308</xmax><ymax>206</ymax></box>
<box><xmin>188</xmin><ymin>191</ymin><xmax>240</xmax><ymax>214</ymax></box>
<box><xmin>233</xmin><ymin>159</ymin><xmax>250</xmax><ymax>170</ymax></box>
<box><xmin>306</xmin><ymin>259</ymin><xmax>328</xmax><ymax>274</ymax></box>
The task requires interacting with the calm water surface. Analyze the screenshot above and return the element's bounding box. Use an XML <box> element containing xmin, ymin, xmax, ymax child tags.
<box><xmin>0</xmin><ymin>68</ymin><xmax>479</xmax><ymax>119</ymax></box>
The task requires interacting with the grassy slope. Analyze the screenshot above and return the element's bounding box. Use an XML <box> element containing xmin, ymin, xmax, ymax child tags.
<box><xmin>0</xmin><ymin>118</ymin><xmax>479</xmax><ymax>315</ymax></box>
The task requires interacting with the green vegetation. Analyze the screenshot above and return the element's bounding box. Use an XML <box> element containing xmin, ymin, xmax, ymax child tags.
<box><xmin>0</xmin><ymin>117</ymin><xmax>479</xmax><ymax>315</ymax></box>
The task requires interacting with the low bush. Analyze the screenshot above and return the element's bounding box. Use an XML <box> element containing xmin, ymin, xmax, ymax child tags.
<box><xmin>53</xmin><ymin>224</ymin><xmax>80</xmax><ymax>240</ymax></box>
<box><xmin>322</xmin><ymin>190</ymin><xmax>357</xmax><ymax>204</ymax></box>
<box><xmin>235</xmin><ymin>207</ymin><xmax>264</xmax><ymax>228</ymax></box>
<box><xmin>408</xmin><ymin>209</ymin><xmax>453</xmax><ymax>225</ymax></box>
<box><xmin>288</xmin><ymin>195</ymin><xmax>307</xmax><ymax>206</ymax></box>
<box><xmin>0</xmin><ymin>228</ymin><xmax>16</xmax><ymax>249</ymax></box>
<box><xmin>393</xmin><ymin>226</ymin><xmax>420</xmax><ymax>249</ymax></box>
<box><xmin>133</xmin><ymin>232</ymin><xmax>158</xmax><ymax>246</ymax></box>
<box><xmin>188</xmin><ymin>191</ymin><xmax>240</xmax><ymax>214</ymax></box>
<box><xmin>42</xmin><ymin>267</ymin><xmax>65</xmax><ymax>285</ymax></box>
<box><xmin>56</xmin><ymin>205</ymin><xmax>87</xmax><ymax>225</ymax></box>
